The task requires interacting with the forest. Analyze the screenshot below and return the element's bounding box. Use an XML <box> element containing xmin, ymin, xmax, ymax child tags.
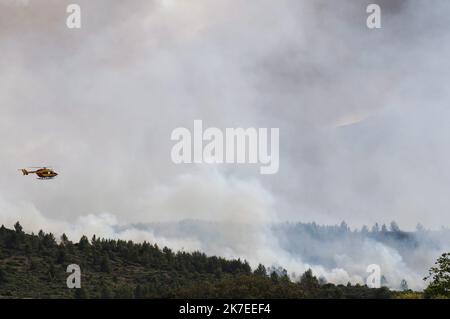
<box><xmin>0</xmin><ymin>222</ymin><xmax>448</xmax><ymax>299</ymax></box>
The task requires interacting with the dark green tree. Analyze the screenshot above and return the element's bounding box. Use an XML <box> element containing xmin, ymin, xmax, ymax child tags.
<box><xmin>253</xmin><ymin>264</ymin><xmax>267</xmax><ymax>277</ymax></box>
<box><xmin>43</xmin><ymin>233</ymin><xmax>56</xmax><ymax>247</ymax></box>
<box><xmin>299</xmin><ymin>269</ymin><xmax>319</xmax><ymax>291</ymax></box>
<box><xmin>270</xmin><ymin>271</ymin><xmax>279</xmax><ymax>283</ymax></box>
<box><xmin>424</xmin><ymin>252</ymin><xmax>450</xmax><ymax>298</ymax></box>
<box><xmin>100</xmin><ymin>255</ymin><xmax>112</xmax><ymax>273</ymax></box>
<box><xmin>78</xmin><ymin>235</ymin><xmax>90</xmax><ymax>250</ymax></box>
<box><xmin>56</xmin><ymin>248</ymin><xmax>66</xmax><ymax>264</ymax></box>
<box><xmin>14</xmin><ymin>221</ymin><xmax>23</xmax><ymax>234</ymax></box>
<box><xmin>60</xmin><ymin>233</ymin><xmax>70</xmax><ymax>246</ymax></box>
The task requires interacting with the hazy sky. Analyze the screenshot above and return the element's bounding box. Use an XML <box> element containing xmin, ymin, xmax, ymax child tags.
<box><xmin>1</xmin><ymin>0</ymin><xmax>450</xmax><ymax>236</ymax></box>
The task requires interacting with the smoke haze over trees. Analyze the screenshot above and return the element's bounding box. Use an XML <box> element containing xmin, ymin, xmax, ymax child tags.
<box><xmin>1</xmin><ymin>0</ymin><xmax>450</xmax><ymax>295</ymax></box>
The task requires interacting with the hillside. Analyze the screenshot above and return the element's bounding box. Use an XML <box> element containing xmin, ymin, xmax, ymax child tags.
<box><xmin>0</xmin><ymin>222</ymin><xmax>394</xmax><ymax>299</ymax></box>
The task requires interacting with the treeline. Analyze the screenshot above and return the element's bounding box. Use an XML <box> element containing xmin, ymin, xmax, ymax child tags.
<box><xmin>276</xmin><ymin>220</ymin><xmax>426</xmax><ymax>237</ymax></box>
<box><xmin>275</xmin><ymin>220</ymin><xmax>423</xmax><ymax>247</ymax></box>
<box><xmin>0</xmin><ymin>222</ymin><xmax>392</xmax><ymax>299</ymax></box>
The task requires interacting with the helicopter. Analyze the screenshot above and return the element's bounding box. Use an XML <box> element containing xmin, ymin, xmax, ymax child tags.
<box><xmin>19</xmin><ymin>167</ymin><xmax>58</xmax><ymax>180</ymax></box>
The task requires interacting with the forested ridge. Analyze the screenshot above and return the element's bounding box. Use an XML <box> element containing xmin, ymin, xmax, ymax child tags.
<box><xmin>0</xmin><ymin>222</ymin><xmax>446</xmax><ymax>299</ymax></box>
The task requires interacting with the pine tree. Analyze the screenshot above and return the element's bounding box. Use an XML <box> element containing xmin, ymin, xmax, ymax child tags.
<box><xmin>253</xmin><ymin>264</ymin><xmax>267</xmax><ymax>277</ymax></box>
<box><xmin>100</xmin><ymin>255</ymin><xmax>112</xmax><ymax>273</ymax></box>
<box><xmin>78</xmin><ymin>235</ymin><xmax>90</xmax><ymax>251</ymax></box>
<box><xmin>43</xmin><ymin>233</ymin><xmax>56</xmax><ymax>248</ymax></box>
<box><xmin>56</xmin><ymin>247</ymin><xmax>66</xmax><ymax>264</ymax></box>
<box><xmin>60</xmin><ymin>233</ymin><xmax>70</xmax><ymax>246</ymax></box>
<box><xmin>270</xmin><ymin>271</ymin><xmax>279</xmax><ymax>283</ymax></box>
<box><xmin>14</xmin><ymin>221</ymin><xmax>23</xmax><ymax>234</ymax></box>
<box><xmin>299</xmin><ymin>269</ymin><xmax>319</xmax><ymax>291</ymax></box>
